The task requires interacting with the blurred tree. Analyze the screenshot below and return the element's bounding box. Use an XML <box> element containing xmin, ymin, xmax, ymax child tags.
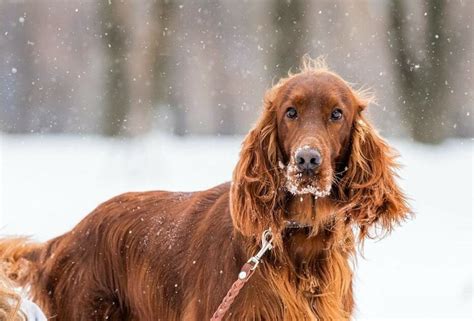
<box><xmin>152</xmin><ymin>0</ymin><xmax>172</xmax><ymax>107</ymax></box>
<box><xmin>0</xmin><ymin>2</ymin><xmax>37</xmax><ymax>133</ymax></box>
<box><xmin>126</xmin><ymin>1</ymin><xmax>161</xmax><ymax>136</ymax></box>
<box><xmin>208</xmin><ymin>0</ymin><xmax>236</xmax><ymax>135</ymax></box>
<box><xmin>271</xmin><ymin>0</ymin><xmax>308</xmax><ymax>78</ymax></box>
<box><xmin>117</xmin><ymin>0</ymin><xmax>181</xmax><ymax>135</ymax></box>
<box><xmin>100</xmin><ymin>0</ymin><xmax>131</xmax><ymax>136</ymax></box>
<box><xmin>388</xmin><ymin>0</ymin><xmax>451</xmax><ymax>144</ymax></box>
<box><xmin>154</xmin><ymin>0</ymin><xmax>187</xmax><ymax>136</ymax></box>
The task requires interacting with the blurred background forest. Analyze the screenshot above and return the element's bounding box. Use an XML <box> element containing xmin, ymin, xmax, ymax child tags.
<box><xmin>0</xmin><ymin>0</ymin><xmax>472</xmax><ymax>144</ymax></box>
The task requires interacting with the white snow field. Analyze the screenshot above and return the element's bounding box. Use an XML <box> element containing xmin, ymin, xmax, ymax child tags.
<box><xmin>0</xmin><ymin>133</ymin><xmax>472</xmax><ymax>320</ymax></box>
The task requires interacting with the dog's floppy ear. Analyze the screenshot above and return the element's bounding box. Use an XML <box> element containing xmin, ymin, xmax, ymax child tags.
<box><xmin>230</xmin><ymin>89</ymin><xmax>284</xmax><ymax>238</ymax></box>
<box><xmin>338</xmin><ymin>109</ymin><xmax>411</xmax><ymax>241</ymax></box>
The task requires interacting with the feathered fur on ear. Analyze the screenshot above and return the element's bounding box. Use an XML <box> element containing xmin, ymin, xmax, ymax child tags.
<box><xmin>230</xmin><ymin>90</ymin><xmax>284</xmax><ymax>239</ymax></box>
<box><xmin>337</xmin><ymin>112</ymin><xmax>411</xmax><ymax>241</ymax></box>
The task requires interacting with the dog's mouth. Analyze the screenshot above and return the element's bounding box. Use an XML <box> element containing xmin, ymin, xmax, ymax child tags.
<box><xmin>280</xmin><ymin>161</ymin><xmax>331</xmax><ymax>198</ymax></box>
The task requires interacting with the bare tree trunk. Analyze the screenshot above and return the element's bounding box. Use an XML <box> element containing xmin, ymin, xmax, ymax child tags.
<box><xmin>126</xmin><ymin>0</ymin><xmax>188</xmax><ymax>136</ymax></box>
<box><xmin>0</xmin><ymin>2</ymin><xmax>37</xmax><ymax>133</ymax></box>
<box><xmin>100</xmin><ymin>1</ymin><xmax>131</xmax><ymax>137</ymax></box>
<box><xmin>271</xmin><ymin>0</ymin><xmax>307</xmax><ymax>78</ymax></box>
<box><xmin>154</xmin><ymin>0</ymin><xmax>187</xmax><ymax>136</ymax></box>
<box><xmin>126</xmin><ymin>1</ymin><xmax>162</xmax><ymax>135</ymax></box>
<box><xmin>161</xmin><ymin>1</ymin><xmax>185</xmax><ymax>136</ymax></box>
<box><xmin>208</xmin><ymin>0</ymin><xmax>235</xmax><ymax>135</ymax></box>
<box><xmin>388</xmin><ymin>0</ymin><xmax>449</xmax><ymax>144</ymax></box>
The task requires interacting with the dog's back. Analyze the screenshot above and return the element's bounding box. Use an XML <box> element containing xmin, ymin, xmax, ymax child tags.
<box><xmin>0</xmin><ymin>183</ymin><xmax>238</xmax><ymax>320</ymax></box>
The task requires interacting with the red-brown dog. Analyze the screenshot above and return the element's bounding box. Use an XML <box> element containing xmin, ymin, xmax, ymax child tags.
<box><xmin>0</xmin><ymin>57</ymin><xmax>410</xmax><ymax>321</ymax></box>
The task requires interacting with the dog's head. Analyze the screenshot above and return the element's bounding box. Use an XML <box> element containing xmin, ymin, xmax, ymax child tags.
<box><xmin>231</xmin><ymin>57</ymin><xmax>410</xmax><ymax>242</ymax></box>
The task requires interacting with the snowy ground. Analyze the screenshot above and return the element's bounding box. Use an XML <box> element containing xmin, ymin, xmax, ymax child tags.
<box><xmin>0</xmin><ymin>133</ymin><xmax>472</xmax><ymax>320</ymax></box>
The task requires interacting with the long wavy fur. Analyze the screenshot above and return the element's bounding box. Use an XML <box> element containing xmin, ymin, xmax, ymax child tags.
<box><xmin>336</xmin><ymin>113</ymin><xmax>411</xmax><ymax>241</ymax></box>
<box><xmin>230</xmin><ymin>86</ymin><xmax>284</xmax><ymax>240</ymax></box>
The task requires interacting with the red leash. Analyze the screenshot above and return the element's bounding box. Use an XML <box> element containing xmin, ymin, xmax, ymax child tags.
<box><xmin>210</xmin><ymin>229</ymin><xmax>273</xmax><ymax>321</ymax></box>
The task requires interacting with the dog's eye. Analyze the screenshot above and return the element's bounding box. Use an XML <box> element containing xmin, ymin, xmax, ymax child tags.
<box><xmin>330</xmin><ymin>108</ymin><xmax>343</xmax><ymax>121</ymax></box>
<box><xmin>286</xmin><ymin>107</ymin><xmax>298</xmax><ymax>119</ymax></box>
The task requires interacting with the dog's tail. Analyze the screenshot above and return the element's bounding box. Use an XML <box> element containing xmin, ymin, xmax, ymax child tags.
<box><xmin>0</xmin><ymin>237</ymin><xmax>44</xmax><ymax>287</ymax></box>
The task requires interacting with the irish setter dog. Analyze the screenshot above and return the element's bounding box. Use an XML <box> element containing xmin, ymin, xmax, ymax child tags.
<box><xmin>0</xmin><ymin>57</ymin><xmax>410</xmax><ymax>321</ymax></box>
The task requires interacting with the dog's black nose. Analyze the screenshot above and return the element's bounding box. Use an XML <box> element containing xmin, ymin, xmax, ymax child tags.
<box><xmin>295</xmin><ymin>148</ymin><xmax>321</xmax><ymax>171</ymax></box>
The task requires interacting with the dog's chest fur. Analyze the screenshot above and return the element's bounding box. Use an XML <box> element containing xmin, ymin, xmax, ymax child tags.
<box><xmin>246</xmin><ymin>194</ymin><xmax>354</xmax><ymax>321</ymax></box>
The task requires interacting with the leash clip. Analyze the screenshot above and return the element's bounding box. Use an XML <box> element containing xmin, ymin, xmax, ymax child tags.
<box><xmin>213</xmin><ymin>229</ymin><xmax>274</xmax><ymax>320</ymax></box>
<box><xmin>246</xmin><ymin>229</ymin><xmax>273</xmax><ymax>271</ymax></box>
